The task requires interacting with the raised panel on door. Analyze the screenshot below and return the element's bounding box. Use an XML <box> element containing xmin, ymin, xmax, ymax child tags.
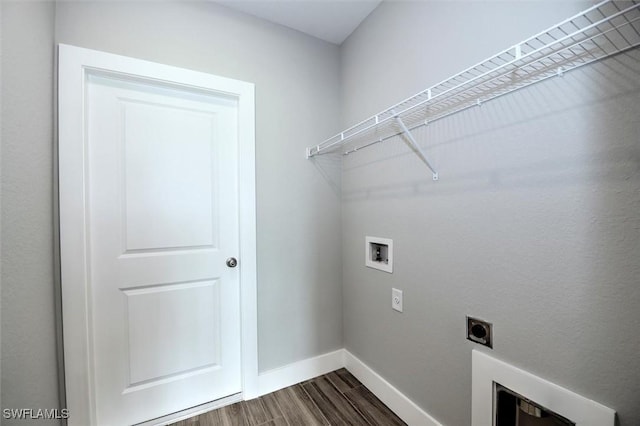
<box><xmin>123</xmin><ymin>280</ymin><xmax>221</xmax><ymax>388</ymax></box>
<box><xmin>122</xmin><ymin>99</ymin><xmax>218</xmax><ymax>252</ymax></box>
<box><xmin>86</xmin><ymin>73</ymin><xmax>241</xmax><ymax>425</ymax></box>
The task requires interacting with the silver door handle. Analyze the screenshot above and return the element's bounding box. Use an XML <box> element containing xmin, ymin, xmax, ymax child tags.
<box><xmin>226</xmin><ymin>257</ymin><xmax>238</xmax><ymax>268</ymax></box>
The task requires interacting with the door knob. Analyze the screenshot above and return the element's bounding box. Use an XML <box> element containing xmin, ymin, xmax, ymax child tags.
<box><xmin>226</xmin><ymin>257</ymin><xmax>238</xmax><ymax>268</ymax></box>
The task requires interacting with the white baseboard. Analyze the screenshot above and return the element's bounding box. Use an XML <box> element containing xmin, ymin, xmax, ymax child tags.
<box><xmin>344</xmin><ymin>350</ymin><xmax>442</xmax><ymax>426</ymax></box>
<box><xmin>249</xmin><ymin>348</ymin><xmax>441</xmax><ymax>426</ymax></box>
<box><xmin>254</xmin><ymin>349</ymin><xmax>345</xmax><ymax>398</ymax></box>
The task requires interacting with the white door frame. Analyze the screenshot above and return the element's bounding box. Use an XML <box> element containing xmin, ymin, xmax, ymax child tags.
<box><xmin>58</xmin><ymin>44</ymin><xmax>257</xmax><ymax>425</ymax></box>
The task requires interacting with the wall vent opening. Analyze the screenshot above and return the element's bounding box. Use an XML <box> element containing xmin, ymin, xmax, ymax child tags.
<box><xmin>472</xmin><ymin>350</ymin><xmax>615</xmax><ymax>426</ymax></box>
<box><xmin>495</xmin><ymin>383</ymin><xmax>575</xmax><ymax>426</ymax></box>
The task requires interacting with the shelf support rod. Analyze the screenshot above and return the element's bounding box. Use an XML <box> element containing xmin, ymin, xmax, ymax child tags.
<box><xmin>394</xmin><ymin>115</ymin><xmax>438</xmax><ymax>181</ymax></box>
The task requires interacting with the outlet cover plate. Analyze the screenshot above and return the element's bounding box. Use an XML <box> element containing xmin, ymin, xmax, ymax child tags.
<box><xmin>392</xmin><ymin>288</ymin><xmax>403</xmax><ymax>312</ymax></box>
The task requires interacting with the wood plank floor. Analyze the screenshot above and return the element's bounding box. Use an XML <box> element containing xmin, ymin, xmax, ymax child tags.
<box><xmin>170</xmin><ymin>368</ymin><xmax>406</xmax><ymax>426</ymax></box>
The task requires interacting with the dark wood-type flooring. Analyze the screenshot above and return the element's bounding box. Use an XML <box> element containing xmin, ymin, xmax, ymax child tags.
<box><xmin>171</xmin><ymin>368</ymin><xmax>406</xmax><ymax>426</ymax></box>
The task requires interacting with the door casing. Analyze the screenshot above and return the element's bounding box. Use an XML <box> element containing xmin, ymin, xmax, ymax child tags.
<box><xmin>57</xmin><ymin>44</ymin><xmax>257</xmax><ymax>425</ymax></box>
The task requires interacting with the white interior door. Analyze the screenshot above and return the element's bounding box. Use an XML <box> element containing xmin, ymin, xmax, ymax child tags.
<box><xmin>59</xmin><ymin>45</ymin><xmax>256</xmax><ymax>426</ymax></box>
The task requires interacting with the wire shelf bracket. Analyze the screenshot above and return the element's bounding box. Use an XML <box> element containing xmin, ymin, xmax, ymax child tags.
<box><xmin>305</xmin><ymin>0</ymin><xmax>640</xmax><ymax>179</ymax></box>
<box><xmin>393</xmin><ymin>113</ymin><xmax>439</xmax><ymax>181</ymax></box>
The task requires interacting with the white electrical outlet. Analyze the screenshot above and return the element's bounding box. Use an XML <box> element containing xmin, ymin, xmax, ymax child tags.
<box><xmin>392</xmin><ymin>288</ymin><xmax>403</xmax><ymax>312</ymax></box>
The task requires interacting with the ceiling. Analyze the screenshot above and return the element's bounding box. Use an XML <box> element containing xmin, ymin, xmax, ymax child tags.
<box><xmin>215</xmin><ymin>0</ymin><xmax>382</xmax><ymax>45</ymax></box>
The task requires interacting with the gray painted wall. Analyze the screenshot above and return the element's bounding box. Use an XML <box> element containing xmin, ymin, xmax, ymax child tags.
<box><xmin>1</xmin><ymin>2</ymin><xmax>59</xmax><ymax>425</ymax></box>
<box><xmin>0</xmin><ymin>0</ymin><xmax>3</xmax><ymax>413</ymax></box>
<box><xmin>2</xmin><ymin>0</ymin><xmax>342</xmax><ymax>421</ymax></box>
<box><xmin>3</xmin><ymin>1</ymin><xmax>640</xmax><ymax>425</ymax></box>
<box><xmin>341</xmin><ymin>2</ymin><xmax>640</xmax><ymax>425</ymax></box>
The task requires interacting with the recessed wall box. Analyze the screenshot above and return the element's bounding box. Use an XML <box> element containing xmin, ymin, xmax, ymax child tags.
<box><xmin>365</xmin><ymin>236</ymin><xmax>393</xmax><ymax>273</ymax></box>
<box><xmin>467</xmin><ymin>316</ymin><xmax>493</xmax><ymax>349</ymax></box>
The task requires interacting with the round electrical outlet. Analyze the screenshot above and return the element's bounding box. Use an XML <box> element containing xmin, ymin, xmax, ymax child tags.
<box><xmin>466</xmin><ymin>316</ymin><xmax>493</xmax><ymax>348</ymax></box>
<box><xmin>471</xmin><ymin>323</ymin><xmax>487</xmax><ymax>339</ymax></box>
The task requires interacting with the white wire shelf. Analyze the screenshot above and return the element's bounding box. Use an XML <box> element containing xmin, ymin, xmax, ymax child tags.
<box><xmin>306</xmin><ymin>0</ymin><xmax>640</xmax><ymax>180</ymax></box>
